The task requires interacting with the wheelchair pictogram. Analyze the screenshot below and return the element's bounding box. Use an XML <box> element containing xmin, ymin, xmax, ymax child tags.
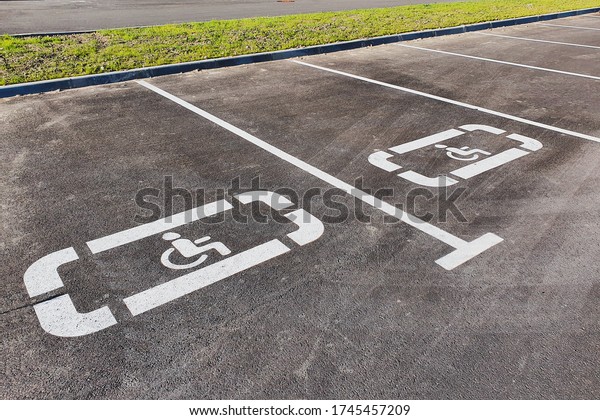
<box><xmin>368</xmin><ymin>124</ymin><xmax>543</xmax><ymax>187</ymax></box>
<box><xmin>23</xmin><ymin>191</ymin><xmax>324</xmax><ymax>337</ymax></box>
<box><xmin>160</xmin><ymin>232</ymin><xmax>231</xmax><ymax>270</ymax></box>
<box><xmin>434</xmin><ymin>144</ymin><xmax>492</xmax><ymax>161</ymax></box>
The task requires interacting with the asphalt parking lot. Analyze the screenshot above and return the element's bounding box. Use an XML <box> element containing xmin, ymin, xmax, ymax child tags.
<box><xmin>1</xmin><ymin>14</ymin><xmax>600</xmax><ymax>399</ymax></box>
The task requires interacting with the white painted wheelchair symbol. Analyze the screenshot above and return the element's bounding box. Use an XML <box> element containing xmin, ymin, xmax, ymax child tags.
<box><xmin>435</xmin><ymin>144</ymin><xmax>491</xmax><ymax>161</ymax></box>
<box><xmin>160</xmin><ymin>233</ymin><xmax>231</xmax><ymax>270</ymax></box>
<box><xmin>368</xmin><ymin>124</ymin><xmax>543</xmax><ymax>187</ymax></box>
<box><xmin>23</xmin><ymin>191</ymin><xmax>324</xmax><ymax>337</ymax></box>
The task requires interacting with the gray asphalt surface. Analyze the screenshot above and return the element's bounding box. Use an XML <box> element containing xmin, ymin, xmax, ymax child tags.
<box><xmin>0</xmin><ymin>0</ymin><xmax>463</xmax><ymax>35</ymax></box>
<box><xmin>2</xmin><ymin>14</ymin><xmax>600</xmax><ymax>399</ymax></box>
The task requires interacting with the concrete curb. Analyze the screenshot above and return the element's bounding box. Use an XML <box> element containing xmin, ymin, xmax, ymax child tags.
<box><xmin>2</xmin><ymin>6</ymin><xmax>599</xmax><ymax>98</ymax></box>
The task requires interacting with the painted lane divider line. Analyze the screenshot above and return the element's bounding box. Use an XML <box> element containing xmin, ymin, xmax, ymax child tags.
<box><xmin>136</xmin><ymin>79</ymin><xmax>503</xmax><ymax>271</ymax></box>
<box><xmin>479</xmin><ymin>32</ymin><xmax>600</xmax><ymax>50</ymax></box>
<box><xmin>291</xmin><ymin>60</ymin><xmax>600</xmax><ymax>144</ymax></box>
<box><xmin>394</xmin><ymin>43</ymin><xmax>600</xmax><ymax>81</ymax></box>
<box><xmin>539</xmin><ymin>23</ymin><xmax>600</xmax><ymax>31</ymax></box>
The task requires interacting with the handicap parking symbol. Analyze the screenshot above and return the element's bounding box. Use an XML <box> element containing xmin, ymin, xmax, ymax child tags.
<box><xmin>23</xmin><ymin>191</ymin><xmax>324</xmax><ymax>337</ymax></box>
<box><xmin>368</xmin><ymin>124</ymin><xmax>543</xmax><ymax>187</ymax></box>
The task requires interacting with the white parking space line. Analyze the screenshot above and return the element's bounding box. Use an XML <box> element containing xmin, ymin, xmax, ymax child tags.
<box><xmin>479</xmin><ymin>32</ymin><xmax>600</xmax><ymax>50</ymax></box>
<box><xmin>124</xmin><ymin>239</ymin><xmax>290</xmax><ymax>316</ymax></box>
<box><xmin>137</xmin><ymin>80</ymin><xmax>503</xmax><ymax>270</ymax></box>
<box><xmin>87</xmin><ymin>200</ymin><xmax>233</xmax><ymax>254</ymax></box>
<box><xmin>292</xmin><ymin>60</ymin><xmax>600</xmax><ymax>144</ymax></box>
<box><xmin>451</xmin><ymin>148</ymin><xmax>528</xmax><ymax>179</ymax></box>
<box><xmin>539</xmin><ymin>23</ymin><xmax>600</xmax><ymax>31</ymax></box>
<box><xmin>394</xmin><ymin>44</ymin><xmax>600</xmax><ymax>81</ymax></box>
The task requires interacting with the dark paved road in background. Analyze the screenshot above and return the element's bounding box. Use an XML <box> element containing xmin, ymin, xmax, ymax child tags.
<box><xmin>2</xmin><ymin>14</ymin><xmax>600</xmax><ymax>399</ymax></box>
<box><xmin>0</xmin><ymin>0</ymin><xmax>463</xmax><ymax>35</ymax></box>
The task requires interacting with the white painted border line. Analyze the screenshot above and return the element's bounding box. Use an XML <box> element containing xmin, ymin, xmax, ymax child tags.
<box><xmin>124</xmin><ymin>239</ymin><xmax>290</xmax><ymax>316</ymax></box>
<box><xmin>539</xmin><ymin>23</ymin><xmax>600</xmax><ymax>31</ymax></box>
<box><xmin>291</xmin><ymin>60</ymin><xmax>600</xmax><ymax>144</ymax></box>
<box><xmin>87</xmin><ymin>200</ymin><xmax>233</xmax><ymax>254</ymax></box>
<box><xmin>137</xmin><ymin>80</ymin><xmax>504</xmax><ymax>270</ymax></box>
<box><xmin>394</xmin><ymin>43</ymin><xmax>600</xmax><ymax>81</ymax></box>
<box><xmin>479</xmin><ymin>32</ymin><xmax>600</xmax><ymax>50</ymax></box>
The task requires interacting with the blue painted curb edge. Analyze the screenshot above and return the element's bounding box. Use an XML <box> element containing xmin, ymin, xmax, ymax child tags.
<box><xmin>2</xmin><ymin>6</ymin><xmax>599</xmax><ymax>98</ymax></box>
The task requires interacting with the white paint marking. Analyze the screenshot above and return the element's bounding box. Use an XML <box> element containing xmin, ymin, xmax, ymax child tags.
<box><xmin>124</xmin><ymin>239</ymin><xmax>290</xmax><ymax>316</ymax></box>
<box><xmin>368</xmin><ymin>150</ymin><xmax>402</xmax><ymax>172</ymax></box>
<box><xmin>451</xmin><ymin>148</ymin><xmax>529</xmax><ymax>179</ymax></box>
<box><xmin>87</xmin><ymin>200</ymin><xmax>233</xmax><ymax>254</ymax></box>
<box><xmin>24</xmin><ymin>247</ymin><xmax>77</xmax><ymax>297</ymax></box>
<box><xmin>435</xmin><ymin>233</ymin><xmax>503</xmax><ymax>270</ymax></box>
<box><xmin>234</xmin><ymin>191</ymin><xmax>325</xmax><ymax>245</ymax></box>
<box><xmin>124</xmin><ymin>195</ymin><xmax>324</xmax><ymax>314</ymax></box>
<box><xmin>235</xmin><ymin>190</ymin><xmax>294</xmax><ymax>210</ymax></box>
<box><xmin>399</xmin><ymin>171</ymin><xmax>458</xmax><ymax>187</ymax></box>
<box><xmin>285</xmin><ymin>209</ymin><xmax>325</xmax><ymax>246</ymax></box>
<box><xmin>395</xmin><ymin>43</ymin><xmax>600</xmax><ymax>81</ymax></box>
<box><xmin>24</xmin><ymin>246</ymin><xmax>119</xmax><ymax>337</ymax></box>
<box><xmin>539</xmin><ymin>23</ymin><xmax>600</xmax><ymax>31</ymax></box>
<box><xmin>459</xmin><ymin>124</ymin><xmax>505</xmax><ymax>135</ymax></box>
<box><xmin>137</xmin><ymin>80</ymin><xmax>504</xmax><ymax>269</ymax></box>
<box><xmin>292</xmin><ymin>60</ymin><xmax>600</xmax><ymax>144</ymax></box>
<box><xmin>480</xmin><ymin>32</ymin><xmax>600</xmax><ymax>50</ymax></box>
<box><xmin>373</xmin><ymin>125</ymin><xmax>541</xmax><ymax>187</ymax></box>
<box><xmin>507</xmin><ymin>133</ymin><xmax>543</xmax><ymax>151</ymax></box>
<box><xmin>389</xmin><ymin>129</ymin><xmax>463</xmax><ymax>155</ymax></box>
<box><xmin>33</xmin><ymin>295</ymin><xmax>117</xmax><ymax>338</ymax></box>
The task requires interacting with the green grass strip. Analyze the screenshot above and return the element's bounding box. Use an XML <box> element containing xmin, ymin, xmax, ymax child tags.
<box><xmin>1</xmin><ymin>0</ymin><xmax>599</xmax><ymax>86</ymax></box>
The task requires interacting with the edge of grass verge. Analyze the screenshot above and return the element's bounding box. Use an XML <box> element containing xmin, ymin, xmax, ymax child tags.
<box><xmin>1</xmin><ymin>0</ymin><xmax>600</xmax><ymax>93</ymax></box>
